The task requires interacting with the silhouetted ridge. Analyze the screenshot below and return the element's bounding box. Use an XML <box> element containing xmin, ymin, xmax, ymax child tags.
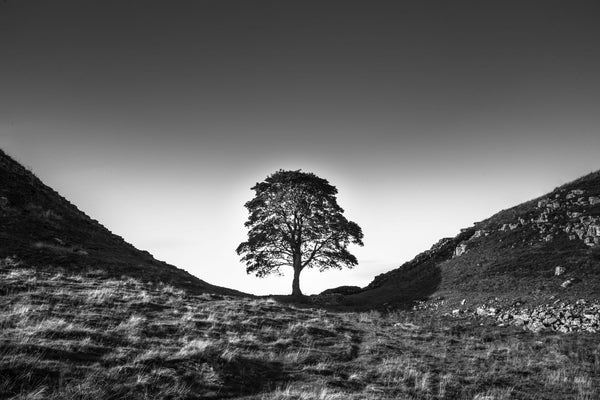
<box><xmin>0</xmin><ymin>149</ymin><xmax>246</xmax><ymax>296</ymax></box>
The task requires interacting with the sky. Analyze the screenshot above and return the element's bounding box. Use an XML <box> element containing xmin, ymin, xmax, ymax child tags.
<box><xmin>1</xmin><ymin>1</ymin><xmax>599</xmax><ymax>295</ymax></box>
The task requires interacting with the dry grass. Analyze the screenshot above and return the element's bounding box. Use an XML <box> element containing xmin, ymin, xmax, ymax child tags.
<box><xmin>1</xmin><ymin>264</ymin><xmax>599</xmax><ymax>399</ymax></box>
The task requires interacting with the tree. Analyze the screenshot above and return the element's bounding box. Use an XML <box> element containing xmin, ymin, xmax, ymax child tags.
<box><xmin>236</xmin><ymin>170</ymin><xmax>364</xmax><ymax>296</ymax></box>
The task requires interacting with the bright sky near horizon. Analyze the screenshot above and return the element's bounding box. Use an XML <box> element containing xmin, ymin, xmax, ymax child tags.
<box><xmin>1</xmin><ymin>1</ymin><xmax>599</xmax><ymax>295</ymax></box>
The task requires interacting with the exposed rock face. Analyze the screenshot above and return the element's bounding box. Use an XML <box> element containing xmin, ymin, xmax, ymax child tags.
<box><xmin>492</xmin><ymin>188</ymin><xmax>600</xmax><ymax>248</ymax></box>
<box><xmin>453</xmin><ymin>243</ymin><xmax>468</xmax><ymax>258</ymax></box>
<box><xmin>470</xmin><ymin>230</ymin><xmax>488</xmax><ymax>239</ymax></box>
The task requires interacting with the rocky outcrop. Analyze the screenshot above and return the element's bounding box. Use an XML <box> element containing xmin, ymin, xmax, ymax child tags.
<box><xmin>453</xmin><ymin>242</ymin><xmax>468</xmax><ymax>258</ymax></box>
<box><xmin>490</xmin><ymin>188</ymin><xmax>600</xmax><ymax>247</ymax></box>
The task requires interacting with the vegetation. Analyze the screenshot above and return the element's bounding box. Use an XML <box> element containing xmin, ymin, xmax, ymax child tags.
<box><xmin>237</xmin><ymin>170</ymin><xmax>363</xmax><ymax>296</ymax></box>
<box><xmin>1</xmin><ymin>260</ymin><xmax>598</xmax><ymax>400</ymax></box>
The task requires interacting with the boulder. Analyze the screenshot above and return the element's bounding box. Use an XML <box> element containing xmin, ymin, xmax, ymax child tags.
<box><xmin>554</xmin><ymin>266</ymin><xmax>566</xmax><ymax>276</ymax></box>
<box><xmin>454</xmin><ymin>243</ymin><xmax>468</xmax><ymax>258</ymax></box>
<box><xmin>561</xmin><ymin>278</ymin><xmax>575</xmax><ymax>288</ymax></box>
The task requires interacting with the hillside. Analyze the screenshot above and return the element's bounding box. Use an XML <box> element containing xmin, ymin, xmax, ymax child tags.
<box><xmin>340</xmin><ymin>169</ymin><xmax>600</xmax><ymax>311</ymax></box>
<box><xmin>2</xmin><ymin>264</ymin><xmax>599</xmax><ymax>399</ymax></box>
<box><xmin>0</xmin><ymin>149</ymin><xmax>244</xmax><ymax>296</ymax></box>
<box><xmin>1</xmin><ymin>151</ymin><xmax>599</xmax><ymax>399</ymax></box>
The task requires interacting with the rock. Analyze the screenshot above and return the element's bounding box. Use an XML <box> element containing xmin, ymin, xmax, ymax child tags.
<box><xmin>587</xmin><ymin>224</ymin><xmax>600</xmax><ymax>237</ymax></box>
<box><xmin>561</xmin><ymin>278</ymin><xmax>577</xmax><ymax>288</ymax></box>
<box><xmin>460</xmin><ymin>299</ymin><xmax>466</xmax><ymax>306</ymax></box>
<box><xmin>509</xmin><ymin>223</ymin><xmax>519</xmax><ymax>230</ymax></box>
<box><xmin>528</xmin><ymin>321</ymin><xmax>546</xmax><ymax>333</ymax></box>
<box><xmin>470</xmin><ymin>230</ymin><xmax>486</xmax><ymax>240</ymax></box>
<box><xmin>569</xmin><ymin>189</ymin><xmax>585</xmax><ymax>197</ymax></box>
<box><xmin>452</xmin><ymin>309</ymin><xmax>461</xmax><ymax>315</ymax></box>
<box><xmin>548</xmin><ymin>201</ymin><xmax>561</xmax><ymax>210</ymax></box>
<box><xmin>454</xmin><ymin>243</ymin><xmax>468</xmax><ymax>258</ymax></box>
<box><xmin>589</xmin><ymin>196</ymin><xmax>600</xmax><ymax>205</ymax></box>
<box><xmin>555</xmin><ymin>266</ymin><xmax>566</xmax><ymax>276</ymax></box>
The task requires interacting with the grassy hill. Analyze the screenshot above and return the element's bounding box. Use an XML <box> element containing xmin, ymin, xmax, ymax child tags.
<box><xmin>337</xmin><ymin>170</ymin><xmax>600</xmax><ymax>311</ymax></box>
<box><xmin>2</xmin><ymin>263</ymin><xmax>599</xmax><ymax>399</ymax></box>
<box><xmin>0</xmin><ymin>151</ymin><xmax>599</xmax><ymax>398</ymax></box>
<box><xmin>0</xmin><ymin>149</ymin><xmax>244</xmax><ymax>296</ymax></box>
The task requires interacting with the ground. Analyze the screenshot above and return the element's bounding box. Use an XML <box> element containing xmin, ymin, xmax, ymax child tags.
<box><xmin>1</xmin><ymin>263</ymin><xmax>599</xmax><ymax>400</ymax></box>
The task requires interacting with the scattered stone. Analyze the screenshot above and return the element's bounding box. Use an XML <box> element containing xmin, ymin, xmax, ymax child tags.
<box><xmin>588</xmin><ymin>224</ymin><xmax>600</xmax><ymax>237</ymax></box>
<box><xmin>454</xmin><ymin>243</ymin><xmax>468</xmax><ymax>258</ymax></box>
<box><xmin>470</xmin><ymin>230</ymin><xmax>487</xmax><ymax>240</ymax></box>
<box><xmin>561</xmin><ymin>278</ymin><xmax>575</xmax><ymax>288</ymax></box>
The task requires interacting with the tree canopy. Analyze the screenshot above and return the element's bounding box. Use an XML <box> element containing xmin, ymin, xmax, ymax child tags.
<box><xmin>236</xmin><ymin>170</ymin><xmax>364</xmax><ymax>296</ymax></box>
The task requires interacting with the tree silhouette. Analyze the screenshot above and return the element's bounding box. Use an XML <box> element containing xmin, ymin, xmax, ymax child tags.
<box><xmin>236</xmin><ymin>170</ymin><xmax>364</xmax><ymax>296</ymax></box>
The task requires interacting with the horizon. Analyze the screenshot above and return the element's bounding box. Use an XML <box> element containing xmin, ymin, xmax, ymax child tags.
<box><xmin>2</xmin><ymin>1</ymin><xmax>600</xmax><ymax>295</ymax></box>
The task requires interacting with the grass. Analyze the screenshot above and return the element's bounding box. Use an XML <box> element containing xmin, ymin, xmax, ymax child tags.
<box><xmin>1</xmin><ymin>264</ymin><xmax>599</xmax><ymax>399</ymax></box>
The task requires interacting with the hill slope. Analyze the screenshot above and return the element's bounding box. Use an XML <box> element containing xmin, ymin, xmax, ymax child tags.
<box><xmin>341</xmin><ymin>170</ymin><xmax>600</xmax><ymax>310</ymax></box>
<box><xmin>0</xmin><ymin>149</ymin><xmax>244</xmax><ymax>296</ymax></box>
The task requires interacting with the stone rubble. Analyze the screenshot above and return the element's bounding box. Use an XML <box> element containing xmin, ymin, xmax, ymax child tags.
<box><xmin>448</xmin><ymin>300</ymin><xmax>600</xmax><ymax>333</ymax></box>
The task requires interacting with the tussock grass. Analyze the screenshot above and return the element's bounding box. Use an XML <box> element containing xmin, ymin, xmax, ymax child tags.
<box><xmin>1</xmin><ymin>267</ymin><xmax>599</xmax><ymax>399</ymax></box>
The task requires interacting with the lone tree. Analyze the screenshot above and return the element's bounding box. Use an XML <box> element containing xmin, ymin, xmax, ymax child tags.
<box><xmin>236</xmin><ymin>170</ymin><xmax>364</xmax><ymax>296</ymax></box>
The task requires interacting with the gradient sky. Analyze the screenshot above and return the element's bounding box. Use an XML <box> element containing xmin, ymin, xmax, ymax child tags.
<box><xmin>1</xmin><ymin>1</ymin><xmax>599</xmax><ymax>295</ymax></box>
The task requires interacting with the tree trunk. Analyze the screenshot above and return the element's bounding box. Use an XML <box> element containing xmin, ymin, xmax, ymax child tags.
<box><xmin>291</xmin><ymin>254</ymin><xmax>303</xmax><ymax>296</ymax></box>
